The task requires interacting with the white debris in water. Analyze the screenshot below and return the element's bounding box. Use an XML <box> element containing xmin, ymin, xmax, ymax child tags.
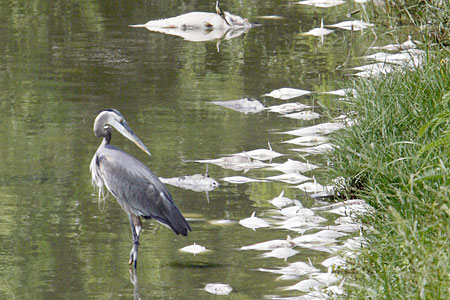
<box><xmin>283</xmin><ymin>111</ymin><xmax>321</xmax><ymax>121</ymax></box>
<box><xmin>204</xmin><ymin>283</ymin><xmax>233</xmax><ymax>295</ymax></box>
<box><xmin>179</xmin><ymin>243</ymin><xmax>208</xmax><ymax>255</ymax></box>
<box><xmin>221</xmin><ymin>176</ymin><xmax>267</xmax><ymax>184</ymax></box>
<box><xmin>270</xmin><ymin>190</ymin><xmax>294</xmax><ymax>209</ymax></box>
<box><xmin>239</xmin><ymin>212</ymin><xmax>271</xmax><ymax>230</ymax></box>
<box><xmin>328</xmin><ymin>20</ymin><xmax>374</xmax><ymax>31</ymax></box>
<box><xmin>262</xmin><ymin>247</ymin><xmax>299</xmax><ymax>261</ymax></box>
<box><xmin>264</xmin><ymin>88</ymin><xmax>311</xmax><ymax>100</ymax></box>
<box><xmin>240</xmin><ymin>235</ymin><xmax>293</xmax><ymax>251</ymax></box>
<box><xmin>265</xmin><ymin>173</ymin><xmax>310</xmax><ymax>184</ymax></box>
<box><xmin>282</xmin><ymin>122</ymin><xmax>345</xmax><ymax>136</ymax></box>
<box><xmin>266</xmin><ymin>102</ymin><xmax>310</xmax><ymax>114</ymax></box>
<box><xmin>281</xmin><ymin>136</ymin><xmax>329</xmax><ymax>147</ymax></box>
<box><xmin>297</xmin><ymin>0</ymin><xmax>345</xmax><ymax>8</ymax></box>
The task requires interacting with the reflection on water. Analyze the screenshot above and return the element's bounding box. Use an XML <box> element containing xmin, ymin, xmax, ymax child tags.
<box><xmin>0</xmin><ymin>0</ymin><xmax>415</xmax><ymax>299</ymax></box>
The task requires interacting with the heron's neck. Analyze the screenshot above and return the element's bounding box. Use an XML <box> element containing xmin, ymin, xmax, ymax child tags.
<box><xmin>103</xmin><ymin>131</ymin><xmax>111</xmax><ymax>144</ymax></box>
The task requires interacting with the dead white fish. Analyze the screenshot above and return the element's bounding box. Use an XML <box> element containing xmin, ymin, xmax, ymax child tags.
<box><xmin>261</xmin><ymin>247</ymin><xmax>299</xmax><ymax>261</ymax></box>
<box><xmin>292</xmin><ymin>234</ymin><xmax>337</xmax><ymax>245</ymax></box>
<box><xmin>265</xmin><ymin>173</ymin><xmax>310</xmax><ymax>184</ymax></box>
<box><xmin>264</xmin><ymin>88</ymin><xmax>311</xmax><ymax>100</ymax></box>
<box><xmin>321</xmin><ymin>256</ymin><xmax>346</xmax><ymax>268</ymax></box>
<box><xmin>130</xmin><ymin>9</ymin><xmax>256</xmax><ymax>43</ymax></box>
<box><xmin>370</xmin><ymin>38</ymin><xmax>417</xmax><ymax>51</ymax></box>
<box><xmin>334</xmin><ymin>216</ymin><xmax>356</xmax><ymax>224</ymax></box>
<box><xmin>293</xmin><ymin>180</ymin><xmax>329</xmax><ymax>193</ymax></box>
<box><xmin>353</xmin><ymin>62</ymin><xmax>395</xmax><ymax>77</ymax></box>
<box><xmin>282</xmin><ymin>122</ymin><xmax>346</xmax><ymax>136</ymax></box>
<box><xmin>270</xmin><ymin>190</ymin><xmax>294</xmax><ymax>209</ymax></box>
<box><xmin>311</xmin><ymin>199</ymin><xmax>373</xmax><ymax>216</ymax></box>
<box><xmin>302</xmin><ymin>19</ymin><xmax>334</xmax><ymax>36</ymax></box>
<box><xmin>281</xmin><ymin>136</ymin><xmax>329</xmax><ymax>147</ymax></box>
<box><xmin>240</xmin><ymin>235</ymin><xmax>293</xmax><ymax>251</ymax></box>
<box><xmin>283</xmin><ymin>111</ymin><xmax>321</xmax><ymax>121</ymax></box>
<box><xmin>343</xmin><ymin>236</ymin><xmax>367</xmax><ymax>250</ymax></box>
<box><xmin>204</xmin><ymin>283</ymin><xmax>233</xmax><ymax>295</ymax></box>
<box><xmin>267</xmin><ymin>159</ymin><xmax>319</xmax><ymax>174</ymax></box>
<box><xmin>258</xmin><ymin>261</ymin><xmax>320</xmax><ymax>277</ymax></box>
<box><xmin>278</xmin><ymin>201</ymin><xmax>313</xmax><ymax>217</ymax></box>
<box><xmin>179</xmin><ymin>243</ymin><xmax>208</xmax><ymax>255</ymax></box>
<box><xmin>239</xmin><ymin>211</ymin><xmax>270</xmax><ymax>230</ymax></box>
<box><xmin>322</xmin><ymin>88</ymin><xmax>357</xmax><ymax>97</ymax></box>
<box><xmin>232</xmin><ymin>142</ymin><xmax>284</xmax><ymax>161</ymax></box>
<box><xmin>327</xmin><ymin>20</ymin><xmax>374</xmax><ymax>31</ymax></box>
<box><xmin>291</xmin><ymin>143</ymin><xmax>335</xmax><ymax>155</ymax></box>
<box><xmin>221</xmin><ymin>176</ymin><xmax>267</xmax><ymax>184</ymax></box>
<box><xmin>298</xmin><ymin>243</ymin><xmax>342</xmax><ymax>254</ymax></box>
<box><xmin>313</xmin><ymin>268</ymin><xmax>341</xmax><ymax>285</ymax></box>
<box><xmin>210</xmin><ymin>98</ymin><xmax>265</xmax><ymax>114</ymax></box>
<box><xmin>131</xmin><ymin>9</ymin><xmax>252</xmax><ymax>29</ymax></box>
<box><xmin>193</xmin><ymin>156</ymin><xmax>267</xmax><ymax>172</ymax></box>
<box><xmin>266</xmin><ymin>102</ymin><xmax>310</xmax><ymax>114</ymax></box>
<box><xmin>304</xmin><ymin>229</ymin><xmax>347</xmax><ymax>239</ymax></box>
<box><xmin>364</xmin><ymin>49</ymin><xmax>424</xmax><ymax>65</ymax></box>
<box><xmin>159</xmin><ymin>168</ymin><xmax>219</xmax><ymax>192</ymax></box>
<box><xmin>278</xmin><ymin>215</ymin><xmax>327</xmax><ymax>231</ymax></box>
<box><xmin>297</xmin><ymin>0</ymin><xmax>345</xmax><ymax>8</ymax></box>
<box><xmin>320</xmin><ymin>223</ymin><xmax>361</xmax><ymax>233</ymax></box>
<box><xmin>282</xmin><ymin>279</ymin><xmax>324</xmax><ymax>292</ymax></box>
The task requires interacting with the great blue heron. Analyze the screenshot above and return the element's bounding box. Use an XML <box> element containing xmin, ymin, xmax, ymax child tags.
<box><xmin>90</xmin><ymin>109</ymin><xmax>191</xmax><ymax>268</ymax></box>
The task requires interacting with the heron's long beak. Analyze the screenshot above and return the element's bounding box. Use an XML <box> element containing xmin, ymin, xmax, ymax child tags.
<box><xmin>111</xmin><ymin>119</ymin><xmax>152</xmax><ymax>156</ymax></box>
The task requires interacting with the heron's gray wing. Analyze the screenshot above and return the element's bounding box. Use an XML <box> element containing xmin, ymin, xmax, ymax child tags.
<box><xmin>98</xmin><ymin>145</ymin><xmax>191</xmax><ymax>236</ymax></box>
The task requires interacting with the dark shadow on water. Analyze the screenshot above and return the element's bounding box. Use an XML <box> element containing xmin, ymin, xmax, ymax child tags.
<box><xmin>169</xmin><ymin>260</ymin><xmax>226</xmax><ymax>269</ymax></box>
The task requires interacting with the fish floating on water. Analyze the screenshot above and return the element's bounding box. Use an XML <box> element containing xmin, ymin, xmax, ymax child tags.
<box><xmin>210</xmin><ymin>98</ymin><xmax>265</xmax><ymax>114</ymax></box>
<box><xmin>130</xmin><ymin>2</ymin><xmax>260</xmax><ymax>42</ymax></box>
<box><xmin>179</xmin><ymin>243</ymin><xmax>208</xmax><ymax>255</ymax></box>
<box><xmin>239</xmin><ymin>211</ymin><xmax>271</xmax><ymax>230</ymax></box>
<box><xmin>269</xmin><ymin>190</ymin><xmax>294</xmax><ymax>209</ymax></box>
<box><xmin>159</xmin><ymin>167</ymin><xmax>219</xmax><ymax>192</ymax></box>
<box><xmin>264</xmin><ymin>88</ymin><xmax>311</xmax><ymax>100</ymax></box>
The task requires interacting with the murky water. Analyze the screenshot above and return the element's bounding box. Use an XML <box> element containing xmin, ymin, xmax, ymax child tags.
<box><xmin>0</xmin><ymin>1</ymin><xmax>416</xmax><ymax>299</ymax></box>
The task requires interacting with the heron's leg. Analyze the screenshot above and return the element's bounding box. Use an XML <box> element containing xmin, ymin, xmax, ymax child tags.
<box><xmin>128</xmin><ymin>214</ymin><xmax>142</xmax><ymax>268</ymax></box>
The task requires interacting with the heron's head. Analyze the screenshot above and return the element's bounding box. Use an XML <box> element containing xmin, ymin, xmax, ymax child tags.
<box><xmin>94</xmin><ymin>109</ymin><xmax>151</xmax><ymax>156</ymax></box>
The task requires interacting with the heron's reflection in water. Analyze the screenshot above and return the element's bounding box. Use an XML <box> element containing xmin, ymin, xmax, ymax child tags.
<box><xmin>129</xmin><ymin>269</ymin><xmax>141</xmax><ymax>300</ymax></box>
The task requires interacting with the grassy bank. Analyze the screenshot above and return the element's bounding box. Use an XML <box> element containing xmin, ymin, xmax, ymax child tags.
<box><xmin>328</xmin><ymin>2</ymin><xmax>450</xmax><ymax>299</ymax></box>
